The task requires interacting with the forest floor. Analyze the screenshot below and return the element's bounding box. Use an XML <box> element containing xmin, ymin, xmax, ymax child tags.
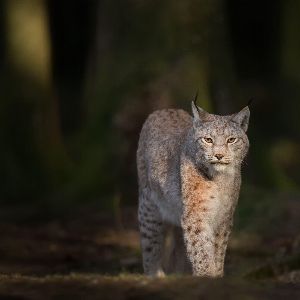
<box><xmin>0</xmin><ymin>187</ymin><xmax>299</xmax><ymax>299</ymax></box>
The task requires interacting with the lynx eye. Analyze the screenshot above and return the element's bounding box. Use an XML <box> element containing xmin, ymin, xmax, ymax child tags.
<box><xmin>227</xmin><ymin>137</ymin><xmax>237</xmax><ymax>144</ymax></box>
<box><xmin>202</xmin><ymin>137</ymin><xmax>213</xmax><ymax>144</ymax></box>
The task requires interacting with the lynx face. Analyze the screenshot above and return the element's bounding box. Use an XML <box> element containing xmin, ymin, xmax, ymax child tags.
<box><xmin>192</xmin><ymin>103</ymin><xmax>250</xmax><ymax>171</ymax></box>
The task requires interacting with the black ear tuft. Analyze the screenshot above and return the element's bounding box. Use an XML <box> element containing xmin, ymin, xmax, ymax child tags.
<box><xmin>193</xmin><ymin>90</ymin><xmax>200</xmax><ymax>114</ymax></box>
<box><xmin>191</xmin><ymin>92</ymin><xmax>211</xmax><ymax>122</ymax></box>
<box><xmin>247</xmin><ymin>98</ymin><xmax>254</xmax><ymax>107</ymax></box>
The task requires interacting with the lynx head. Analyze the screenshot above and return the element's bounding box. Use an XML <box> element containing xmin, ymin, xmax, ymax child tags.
<box><xmin>191</xmin><ymin>100</ymin><xmax>250</xmax><ymax>172</ymax></box>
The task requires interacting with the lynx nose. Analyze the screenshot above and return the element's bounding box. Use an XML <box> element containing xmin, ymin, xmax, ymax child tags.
<box><xmin>215</xmin><ymin>154</ymin><xmax>224</xmax><ymax>160</ymax></box>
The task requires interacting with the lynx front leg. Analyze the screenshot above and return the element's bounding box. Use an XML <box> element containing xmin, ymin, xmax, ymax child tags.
<box><xmin>214</xmin><ymin>221</ymin><xmax>233</xmax><ymax>276</ymax></box>
<box><xmin>138</xmin><ymin>194</ymin><xmax>165</xmax><ymax>277</ymax></box>
<box><xmin>182</xmin><ymin>217</ymin><xmax>218</xmax><ymax>277</ymax></box>
<box><xmin>180</xmin><ymin>158</ymin><xmax>219</xmax><ymax>277</ymax></box>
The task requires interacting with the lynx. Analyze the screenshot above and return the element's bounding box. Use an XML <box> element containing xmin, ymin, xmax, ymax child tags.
<box><xmin>137</xmin><ymin>97</ymin><xmax>250</xmax><ymax>277</ymax></box>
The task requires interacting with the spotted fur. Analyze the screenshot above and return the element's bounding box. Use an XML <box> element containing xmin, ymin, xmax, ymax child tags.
<box><xmin>137</xmin><ymin>102</ymin><xmax>250</xmax><ymax>277</ymax></box>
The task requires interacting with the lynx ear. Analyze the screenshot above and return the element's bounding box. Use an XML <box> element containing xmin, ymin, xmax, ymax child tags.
<box><xmin>191</xmin><ymin>101</ymin><xmax>211</xmax><ymax>122</ymax></box>
<box><xmin>191</xmin><ymin>92</ymin><xmax>211</xmax><ymax>122</ymax></box>
<box><xmin>231</xmin><ymin>106</ymin><xmax>250</xmax><ymax>132</ymax></box>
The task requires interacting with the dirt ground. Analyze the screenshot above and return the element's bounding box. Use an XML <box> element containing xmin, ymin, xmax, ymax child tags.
<box><xmin>0</xmin><ymin>190</ymin><xmax>299</xmax><ymax>299</ymax></box>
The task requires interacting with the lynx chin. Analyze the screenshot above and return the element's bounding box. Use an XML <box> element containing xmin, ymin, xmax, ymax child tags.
<box><xmin>137</xmin><ymin>98</ymin><xmax>250</xmax><ymax>277</ymax></box>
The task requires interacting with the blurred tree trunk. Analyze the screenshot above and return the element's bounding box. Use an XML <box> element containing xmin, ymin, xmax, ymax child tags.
<box><xmin>47</xmin><ymin>1</ymin><xmax>97</xmax><ymax>137</ymax></box>
<box><xmin>3</xmin><ymin>0</ymin><xmax>70</xmax><ymax>197</ymax></box>
<box><xmin>206</xmin><ymin>0</ymin><xmax>239</xmax><ymax>114</ymax></box>
<box><xmin>5</xmin><ymin>0</ymin><xmax>51</xmax><ymax>87</ymax></box>
<box><xmin>226</xmin><ymin>0</ymin><xmax>290</xmax><ymax>188</ymax></box>
<box><xmin>280</xmin><ymin>0</ymin><xmax>300</xmax><ymax>138</ymax></box>
<box><xmin>281</xmin><ymin>1</ymin><xmax>300</xmax><ymax>84</ymax></box>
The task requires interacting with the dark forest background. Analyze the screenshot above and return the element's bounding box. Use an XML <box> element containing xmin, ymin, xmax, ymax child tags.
<box><xmin>0</xmin><ymin>1</ymin><xmax>300</xmax><ymax>297</ymax></box>
<box><xmin>1</xmin><ymin>0</ymin><xmax>300</xmax><ymax>209</ymax></box>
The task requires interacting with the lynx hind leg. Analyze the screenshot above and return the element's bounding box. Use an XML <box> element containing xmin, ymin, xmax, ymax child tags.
<box><xmin>138</xmin><ymin>192</ymin><xmax>166</xmax><ymax>277</ymax></box>
<box><xmin>165</xmin><ymin>226</ymin><xmax>192</xmax><ymax>274</ymax></box>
